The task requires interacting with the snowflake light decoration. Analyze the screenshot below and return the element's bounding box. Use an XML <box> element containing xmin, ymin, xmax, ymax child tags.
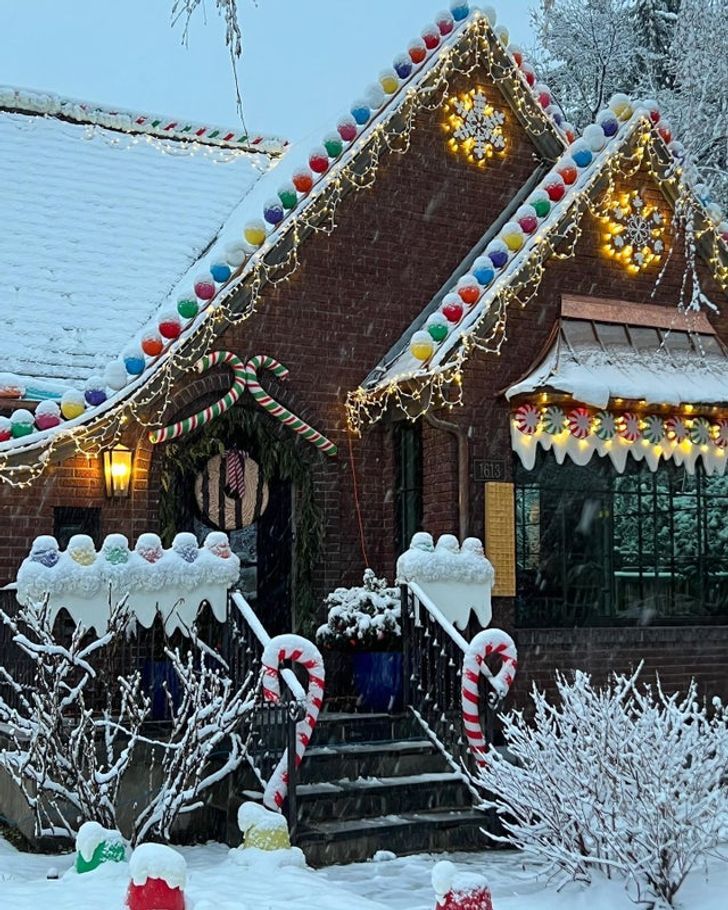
<box><xmin>600</xmin><ymin>189</ymin><xmax>665</xmax><ymax>274</ymax></box>
<box><xmin>443</xmin><ymin>87</ymin><xmax>507</xmax><ymax>167</ymax></box>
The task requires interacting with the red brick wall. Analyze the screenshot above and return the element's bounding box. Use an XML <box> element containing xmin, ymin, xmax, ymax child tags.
<box><xmin>0</xmin><ymin>68</ymin><xmax>542</xmax><ymax>619</ymax></box>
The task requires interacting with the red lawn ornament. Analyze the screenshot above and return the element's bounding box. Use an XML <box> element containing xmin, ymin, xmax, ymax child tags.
<box><xmin>127</xmin><ymin>877</ymin><xmax>185</xmax><ymax>910</ymax></box>
<box><xmin>433</xmin><ymin>861</ymin><xmax>493</xmax><ymax>910</ymax></box>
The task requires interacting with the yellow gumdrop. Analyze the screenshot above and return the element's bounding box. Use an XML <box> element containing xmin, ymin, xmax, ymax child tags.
<box><xmin>61</xmin><ymin>399</ymin><xmax>85</xmax><ymax>420</ymax></box>
<box><xmin>244</xmin><ymin>221</ymin><xmax>267</xmax><ymax>247</ymax></box>
<box><xmin>246</xmin><ymin>824</ymin><xmax>291</xmax><ymax>851</ymax></box>
<box><xmin>379</xmin><ymin>72</ymin><xmax>399</xmax><ymax>94</ymax></box>
<box><xmin>409</xmin><ymin>330</ymin><xmax>435</xmax><ymax>362</ymax></box>
<box><xmin>503</xmin><ymin>229</ymin><xmax>524</xmax><ymax>251</ymax></box>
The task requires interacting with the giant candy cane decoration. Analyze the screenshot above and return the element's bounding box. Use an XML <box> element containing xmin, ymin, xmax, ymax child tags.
<box><xmin>148</xmin><ymin>351</ymin><xmax>337</xmax><ymax>456</ymax></box>
<box><xmin>242</xmin><ymin>355</ymin><xmax>338</xmax><ymax>456</ymax></box>
<box><xmin>261</xmin><ymin>634</ymin><xmax>325</xmax><ymax>810</ymax></box>
<box><xmin>461</xmin><ymin>629</ymin><xmax>517</xmax><ymax>767</ymax></box>
<box><xmin>148</xmin><ymin>351</ymin><xmax>247</xmax><ymax>444</ymax></box>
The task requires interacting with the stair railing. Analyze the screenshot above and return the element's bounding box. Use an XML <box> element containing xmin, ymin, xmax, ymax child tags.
<box><xmin>401</xmin><ymin>581</ymin><xmax>498</xmax><ymax>778</ymax></box>
<box><xmin>229</xmin><ymin>590</ymin><xmax>307</xmax><ymax>839</ymax></box>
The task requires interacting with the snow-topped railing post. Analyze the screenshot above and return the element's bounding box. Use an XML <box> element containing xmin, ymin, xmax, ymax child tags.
<box><xmin>396</xmin><ymin>533</ymin><xmax>517</xmax><ymax>779</ymax></box>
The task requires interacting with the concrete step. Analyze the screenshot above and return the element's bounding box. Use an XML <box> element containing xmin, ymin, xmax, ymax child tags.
<box><xmin>297</xmin><ymin>807</ymin><xmax>490</xmax><ymax>867</ymax></box>
<box><xmin>312</xmin><ymin>712</ymin><xmax>421</xmax><ymax>745</ymax></box>
<box><xmin>299</xmin><ymin>738</ymin><xmax>447</xmax><ymax>783</ymax></box>
<box><xmin>297</xmin><ymin>770</ymin><xmax>471</xmax><ymax>822</ymax></box>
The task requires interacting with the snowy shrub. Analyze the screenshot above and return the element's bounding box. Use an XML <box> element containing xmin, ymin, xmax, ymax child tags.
<box><xmin>316</xmin><ymin>569</ymin><xmax>401</xmax><ymax>650</ymax></box>
<box><xmin>0</xmin><ymin>598</ymin><xmax>149</xmax><ymax>838</ymax></box>
<box><xmin>474</xmin><ymin>668</ymin><xmax>728</xmax><ymax>907</ymax></box>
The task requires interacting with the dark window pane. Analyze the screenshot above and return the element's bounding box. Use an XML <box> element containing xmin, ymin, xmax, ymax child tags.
<box><xmin>53</xmin><ymin>506</ymin><xmax>100</xmax><ymax>549</ymax></box>
<box><xmin>394</xmin><ymin>422</ymin><xmax>422</xmax><ymax>555</ymax></box>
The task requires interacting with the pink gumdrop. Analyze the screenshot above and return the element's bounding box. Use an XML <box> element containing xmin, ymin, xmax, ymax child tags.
<box><xmin>194</xmin><ymin>278</ymin><xmax>216</xmax><ymax>300</ymax></box>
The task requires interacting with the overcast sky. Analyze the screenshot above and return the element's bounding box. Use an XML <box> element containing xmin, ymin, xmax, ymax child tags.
<box><xmin>0</xmin><ymin>0</ymin><xmax>534</xmax><ymax>143</ymax></box>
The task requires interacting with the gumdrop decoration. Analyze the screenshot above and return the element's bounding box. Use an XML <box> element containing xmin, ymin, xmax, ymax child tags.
<box><xmin>127</xmin><ymin>844</ymin><xmax>186</xmax><ymax>910</ymax></box>
<box><xmin>172</xmin><ymin>532</ymin><xmax>199</xmax><ymax>564</ymax></box>
<box><xmin>204</xmin><ymin>531</ymin><xmax>232</xmax><ymax>559</ymax></box>
<box><xmin>486</xmin><ymin>238</ymin><xmax>509</xmax><ymax>269</ymax></box>
<box><xmin>432</xmin><ymin>860</ymin><xmax>493</xmax><ymax>910</ymax></box>
<box><xmin>278</xmin><ymin>183</ymin><xmax>298</xmax><ymax>209</ymax></box>
<box><xmin>426</xmin><ymin>312</ymin><xmax>450</xmax><ymax>342</ymax></box>
<box><xmin>103</xmin><ymin>534</ymin><xmax>130</xmax><ymax>566</ymax></box>
<box><xmin>158</xmin><ymin>311</ymin><xmax>182</xmax><ymax>340</ymax></box>
<box><xmin>210</xmin><ymin>262</ymin><xmax>232</xmax><ymax>283</ymax></box>
<box><xmin>67</xmin><ymin>534</ymin><xmax>96</xmax><ymax>566</ymax></box>
<box><xmin>263</xmin><ymin>199</ymin><xmax>285</xmax><ymax>226</ymax></box>
<box><xmin>11</xmin><ymin>409</ymin><xmax>35</xmax><ymax>438</ymax></box>
<box><xmin>142</xmin><ymin>331</ymin><xmax>165</xmax><ymax>356</ymax></box>
<box><xmin>194</xmin><ymin>275</ymin><xmax>216</xmax><ymax>300</ymax></box>
<box><xmin>292</xmin><ymin>168</ymin><xmax>314</xmax><ymax>193</ymax></box>
<box><xmin>244</xmin><ymin>220</ymin><xmax>267</xmax><ymax>247</ymax></box>
<box><xmin>0</xmin><ymin>416</ymin><xmax>12</xmax><ymax>442</ymax></box>
<box><xmin>84</xmin><ymin>376</ymin><xmax>107</xmax><ymax>407</ymax></box>
<box><xmin>61</xmin><ymin>389</ymin><xmax>87</xmax><ymax>419</ymax></box>
<box><xmin>35</xmin><ymin>400</ymin><xmax>61</xmax><ymax>431</ymax></box>
<box><xmin>238</xmin><ymin>802</ymin><xmax>291</xmax><ymax>852</ymax></box>
<box><xmin>135</xmin><ymin>533</ymin><xmax>164</xmax><ymax>564</ymax></box>
<box><xmin>29</xmin><ymin>535</ymin><xmax>60</xmax><ymax>568</ymax></box>
<box><xmin>75</xmin><ymin>822</ymin><xmax>125</xmax><ymax>874</ymax></box>
<box><xmin>441</xmin><ymin>294</ymin><xmax>464</xmax><ymax>323</ymax></box>
<box><xmin>309</xmin><ymin>146</ymin><xmax>329</xmax><ymax>174</ymax></box>
<box><xmin>410</xmin><ymin>330</ymin><xmax>435</xmax><ymax>362</ymax></box>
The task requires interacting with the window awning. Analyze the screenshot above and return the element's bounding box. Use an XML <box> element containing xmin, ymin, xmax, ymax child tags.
<box><xmin>506</xmin><ymin>302</ymin><xmax>728</xmax><ymax>410</ymax></box>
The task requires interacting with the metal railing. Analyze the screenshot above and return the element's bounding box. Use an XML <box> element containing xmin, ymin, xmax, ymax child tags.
<box><xmin>402</xmin><ymin>582</ymin><xmax>497</xmax><ymax>779</ymax></box>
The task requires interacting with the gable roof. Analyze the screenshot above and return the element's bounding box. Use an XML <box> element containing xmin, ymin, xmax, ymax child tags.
<box><xmin>345</xmin><ymin>101</ymin><xmax>728</xmax><ymax>433</ymax></box>
<box><xmin>0</xmin><ymin>87</ymin><xmax>284</xmax><ymax>393</ymax></box>
<box><xmin>0</xmin><ymin>2</ymin><xmax>570</xmax><ymax>480</ymax></box>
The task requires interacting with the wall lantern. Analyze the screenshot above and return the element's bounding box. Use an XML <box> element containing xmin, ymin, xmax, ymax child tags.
<box><xmin>103</xmin><ymin>445</ymin><xmax>133</xmax><ymax>498</ymax></box>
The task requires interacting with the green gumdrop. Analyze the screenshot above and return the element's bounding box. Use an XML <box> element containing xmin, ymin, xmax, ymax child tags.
<box><xmin>428</xmin><ymin>323</ymin><xmax>448</xmax><ymax>342</ymax></box>
<box><xmin>323</xmin><ymin>137</ymin><xmax>343</xmax><ymax>158</ymax></box>
<box><xmin>278</xmin><ymin>188</ymin><xmax>298</xmax><ymax>210</ymax></box>
<box><xmin>533</xmin><ymin>198</ymin><xmax>550</xmax><ymax>218</ymax></box>
<box><xmin>76</xmin><ymin>839</ymin><xmax>126</xmax><ymax>874</ymax></box>
<box><xmin>177</xmin><ymin>297</ymin><xmax>199</xmax><ymax>319</ymax></box>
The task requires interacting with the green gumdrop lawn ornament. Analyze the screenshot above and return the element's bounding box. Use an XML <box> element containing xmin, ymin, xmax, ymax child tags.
<box><xmin>75</xmin><ymin>821</ymin><xmax>126</xmax><ymax>873</ymax></box>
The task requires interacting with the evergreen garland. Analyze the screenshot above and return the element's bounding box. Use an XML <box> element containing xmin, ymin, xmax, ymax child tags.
<box><xmin>158</xmin><ymin>406</ymin><xmax>324</xmax><ymax>632</ymax></box>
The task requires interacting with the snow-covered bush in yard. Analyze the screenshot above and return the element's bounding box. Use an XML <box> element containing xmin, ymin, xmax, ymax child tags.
<box><xmin>474</xmin><ymin>667</ymin><xmax>728</xmax><ymax>908</ymax></box>
<box><xmin>316</xmin><ymin>569</ymin><xmax>401</xmax><ymax>650</ymax></box>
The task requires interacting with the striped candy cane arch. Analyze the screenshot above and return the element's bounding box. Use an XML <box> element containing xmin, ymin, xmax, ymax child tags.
<box><xmin>261</xmin><ymin>634</ymin><xmax>325</xmax><ymax>810</ymax></box>
<box><xmin>148</xmin><ymin>351</ymin><xmax>247</xmax><ymax>444</ymax></box>
<box><xmin>461</xmin><ymin>629</ymin><xmax>518</xmax><ymax>767</ymax></box>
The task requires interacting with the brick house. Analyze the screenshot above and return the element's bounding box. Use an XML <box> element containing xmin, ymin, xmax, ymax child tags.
<box><xmin>1</xmin><ymin>1</ymin><xmax>728</xmax><ymax>721</ymax></box>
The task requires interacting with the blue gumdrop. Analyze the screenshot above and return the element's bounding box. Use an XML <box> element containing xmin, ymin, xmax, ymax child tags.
<box><xmin>124</xmin><ymin>356</ymin><xmax>145</xmax><ymax>376</ymax></box>
<box><xmin>488</xmin><ymin>250</ymin><xmax>509</xmax><ymax>269</ymax></box>
<box><xmin>351</xmin><ymin>103</ymin><xmax>371</xmax><ymax>125</ymax></box>
<box><xmin>572</xmin><ymin>148</ymin><xmax>592</xmax><ymax>168</ymax></box>
<box><xmin>473</xmin><ymin>263</ymin><xmax>495</xmax><ymax>286</ymax></box>
<box><xmin>263</xmin><ymin>202</ymin><xmax>285</xmax><ymax>226</ymax></box>
<box><xmin>393</xmin><ymin>54</ymin><xmax>413</xmax><ymax>80</ymax></box>
<box><xmin>601</xmin><ymin>115</ymin><xmax>619</xmax><ymax>137</ymax></box>
<box><xmin>450</xmin><ymin>2</ymin><xmax>470</xmax><ymax>21</ymax></box>
<box><xmin>210</xmin><ymin>262</ymin><xmax>232</xmax><ymax>283</ymax></box>
<box><xmin>85</xmin><ymin>389</ymin><xmax>107</xmax><ymax>407</ymax></box>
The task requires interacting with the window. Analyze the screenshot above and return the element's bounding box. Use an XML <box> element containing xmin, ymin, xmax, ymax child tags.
<box><xmin>515</xmin><ymin>451</ymin><xmax>728</xmax><ymax>627</ymax></box>
<box><xmin>394</xmin><ymin>422</ymin><xmax>423</xmax><ymax>555</ymax></box>
<box><xmin>53</xmin><ymin>506</ymin><xmax>101</xmax><ymax>549</ymax></box>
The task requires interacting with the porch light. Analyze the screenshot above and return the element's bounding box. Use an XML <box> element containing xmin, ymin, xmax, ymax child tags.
<box><xmin>103</xmin><ymin>445</ymin><xmax>133</xmax><ymax>498</ymax></box>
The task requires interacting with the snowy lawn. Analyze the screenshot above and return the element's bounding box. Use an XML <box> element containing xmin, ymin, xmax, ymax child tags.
<box><xmin>1</xmin><ymin>836</ymin><xmax>726</xmax><ymax>910</ymax></box>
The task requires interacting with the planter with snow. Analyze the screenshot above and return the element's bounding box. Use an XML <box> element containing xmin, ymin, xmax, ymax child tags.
<box><xmin>127</xmin><ymin>843</ymin><xmax>186</xmax><ymax>910</ymax></box>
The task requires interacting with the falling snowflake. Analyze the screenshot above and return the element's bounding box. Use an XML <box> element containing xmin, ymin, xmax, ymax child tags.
<box><xmin>443</xmin><ymin>88</ymin><xmax>507</xmax><ymax>166</ymax></box>
<box><xmin>601</xmin><ymin>189</ymin><xmax>666</xmax><ymax>273</ymax></box>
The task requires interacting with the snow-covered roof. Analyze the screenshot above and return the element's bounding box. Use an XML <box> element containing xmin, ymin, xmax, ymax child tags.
<box><xmin>506</xmin><ymin>310</ymin><xmax>728</xmax><ymax>409</ymax></box>
<box><xmin>0</xmin><ymin>87</ymin><xmax>283</xmax><ymax>390</ymax></box>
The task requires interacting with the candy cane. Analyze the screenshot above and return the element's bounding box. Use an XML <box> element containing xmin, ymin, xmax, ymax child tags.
<box><xmin>261</xmin><ymin>634</ymin><xmax>325</xmax><ymax>810</ymax></box>
<box><xmin>243</xmin><ymin>355</ymin><xmax>338</xmax><ymax>457</ymax></box>
<box><xmin>461</xmin><ymin>629</ymin><xmax>517</xmax><ymax>767</ymax></box>
<box><xmin>148</xmin><ymin>351</ymin><xmax>246</xmax><ymax>444</ymax></box>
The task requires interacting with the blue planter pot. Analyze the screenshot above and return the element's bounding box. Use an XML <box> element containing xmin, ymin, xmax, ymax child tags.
<box><xmin>352</xmin><ymin>651</ymin><xmax>403</xmax><ymax>713</ymax></box>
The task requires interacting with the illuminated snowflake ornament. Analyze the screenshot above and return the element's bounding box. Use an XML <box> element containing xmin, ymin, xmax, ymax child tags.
<box><xmin>601</xmin><ymin>189</ymin><xmax>665</xmax><ymax>273</ymax></box>
<box><xmin>443</xmin><ymin>88</ymin><xmax>507</xmax><ymax>167</ymax></box>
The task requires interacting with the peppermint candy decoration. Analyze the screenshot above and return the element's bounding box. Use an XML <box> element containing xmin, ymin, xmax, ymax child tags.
<box><xmin>715</xmin><ymin>419</ymin><xmax>728</xmax><ymax>449</ymax></box>
<box><xmin>594</xmin><ymin>410</ymin><xmax>618</xmax><ymax>440</ymax></box>
<box><xmin>515</xmin><ymin>403</ymin><xmax>541</xmax><ymax>435</ymax></box>
<box><xmin>619</xmin><ymin>412</ymin><xmax>642</xmax><ymax>442</ymax></box>
<box><xmin>542</xmin><ymin>405</ymin><xmax>566</xmax><ymax>435</ymax></box>
<box><xmin>567</xmin><ymin>407</ymin><xmax>592</xmax><ymax>438</ymax></box>
<box><xmin>642</xmin><ymin>415</ymin><xmax>665</xmax><ymax>445</ymax></box>
<box><xmin>666</xmin><ymin>415</ymin><xmax>690</xmax><ymax>443</ymax></box>
<box><xmin>689</xmin><ymin>416</ymin><xmax>712</xmax><ymax>446</ymax></box>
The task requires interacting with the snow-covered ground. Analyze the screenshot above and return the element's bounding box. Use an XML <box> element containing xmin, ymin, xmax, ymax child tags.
<box><xmin>1</xmin><ymin>836</ymin><xmax>725</xmax><ymax>910</ymax></box>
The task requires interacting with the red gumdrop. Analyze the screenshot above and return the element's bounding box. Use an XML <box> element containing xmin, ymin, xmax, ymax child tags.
<box><xmin>159</xmin><ymin>319</ymin><xmax>181</xmax><ymax>340</ymax></box>
<box><xmin>649</xmin><ymin>109</ymin><xmax>661</xmax><ymax>124</ymax></box>
<box><xmin>309</xmin><ymin>151</ymin><xmax>329</xmax><ymax>174</ymax></box>
<box><xmin>658</xmin><ymin>125</ymin><xmax>672</xmax><ymax>144</ymax></box>
<box><xmin>511</xmin><ymin>49</ymin><xmax>523</xmax><ymax>67</ymax></box>
<box><xmin>545</xmin><ymin>178</ymin><xmax>566</xmax><ymax>202</ymax></box>
<box><xmin>436</xmin><ymin>15</ymin><xmax>454</xmax><ymax>35</ymax></box>
<box><xmin>292</xmin><ymin>170</ymin><xmax>314</xmax><ymax>193</ymax></box>
<box><xmin>439</xmin><ymin>886</ymin><xmax>493</xmax><ymax>910</ymax></box>
<box><xmin>564</xmin><ymin>126</ymin><xmax>576</xmax><ymax>143</ymax></box>
<box><xmin>422</xmin><ymin>27</ymin><xmax>440</xmax><ymax>49</ymax></box>
<box><xmin>127</xmin><ymin>878</ymin><xmax>185</xmax><ymax>910</ymax></box>
<box><xmin>538</xmin><ymin>90</ymin><xmax>551</xmax><ymax>108</ymax></box>
<box><xmin>442</xmin><ymin>299</ymin><xmax>464</xmax><ymax>323</ymax></box>
<box><xmin>518</xmin><ymin>214</ymin><xmax>538</xmax><ymax>233</ymax></box>
<box><xmin>458</xmin><ymin>285</ymin><xmax>480</xmax><ymax>306</ymax></box>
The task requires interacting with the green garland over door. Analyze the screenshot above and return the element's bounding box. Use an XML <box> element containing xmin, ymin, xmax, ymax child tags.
<box><xmin>158</xmin><ymin>406</ymin><xmax>324</xmax><ymax>632</ymax></box>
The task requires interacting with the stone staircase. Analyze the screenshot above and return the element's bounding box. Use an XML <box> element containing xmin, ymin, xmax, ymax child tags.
<box><xmin>294</xmin><ymin>712</ymin><xmax>489</xmax><ymax>867</ymax></box>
